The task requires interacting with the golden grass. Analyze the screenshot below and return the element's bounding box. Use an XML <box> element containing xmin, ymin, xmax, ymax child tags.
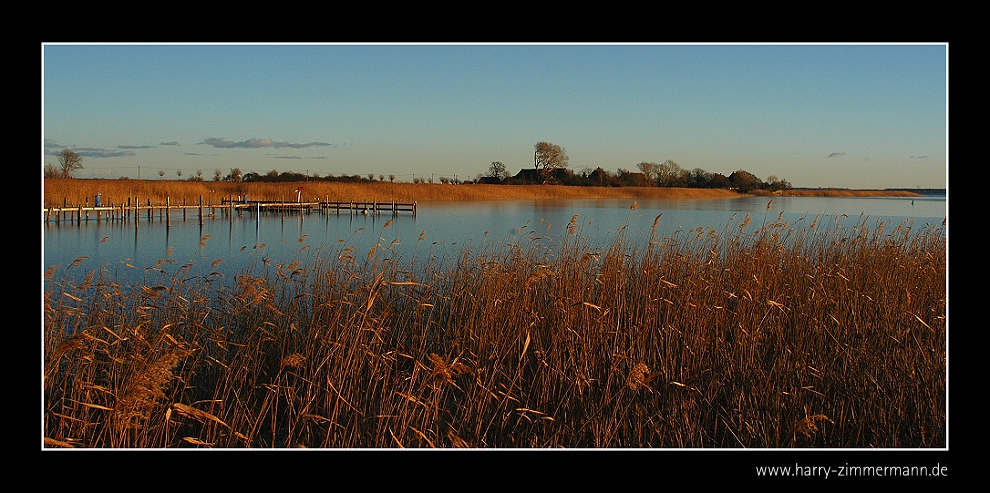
<box><xmin>776</xmin><ymin>188</ymin><xmax>924</xmax><ymax>197</ymax></box>
<box><xmin>46</xmin><ymin>178</ymin><xmax>911</xmax><ymax>209</ymax></box>
<box><xmin>43</xmin><ymin>211</ymin><xmax>946</xmax><ymax>448</ymax></box>
<box><xmin>43</xmin><ymin>178</ymin><xmax>927</xmax><ymax>209</ymax></box>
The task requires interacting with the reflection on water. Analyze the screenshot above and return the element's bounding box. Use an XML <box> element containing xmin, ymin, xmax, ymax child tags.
<box><xmin>43</xmin><ymin>195</ymin><xmax>946</xmax><ymax>284</ymax></box>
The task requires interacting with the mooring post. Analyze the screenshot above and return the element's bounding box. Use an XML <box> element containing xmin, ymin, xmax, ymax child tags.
<box><xmin>166</xmin><ymin>196</ymin><xmax>171</xmax><ymax>229</ymax></box>
<box><xmin>199</xmin><ymin>195</ymin><xmax>204</xmax><ymax>226</ymax></box>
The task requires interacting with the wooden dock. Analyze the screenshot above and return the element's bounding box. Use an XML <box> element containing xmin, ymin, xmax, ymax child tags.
<box><xmin>42</xmin><ymin>196</ymin><xmax>416</xmax><ymax>226</ymax></box>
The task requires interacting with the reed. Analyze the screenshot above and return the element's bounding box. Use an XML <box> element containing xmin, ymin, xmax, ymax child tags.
<box><xmin>42</xmin><ymin>209</ymin><xmax>946</xmax><ymax>448</ymax></box>
<box><xmin>44</xmin><ymin>178</ymin><xmax>759</xmax><ymax>209</ymax></box>
<box><xmin>42</xmin><ymin>178</ymin><xmax>925</xmax><ymax>209</ymax></box>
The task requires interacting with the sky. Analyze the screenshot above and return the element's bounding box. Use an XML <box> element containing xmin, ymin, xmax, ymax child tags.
<box><xmin>42</xmin><ymin>43</ymin><xmax>947</xmax><ymax>189</ymax></box>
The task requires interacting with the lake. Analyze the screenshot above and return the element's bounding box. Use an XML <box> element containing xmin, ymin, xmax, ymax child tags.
<box><xmin>42</xmin><ymin>194</ymin><xmax>947</xmax><ymax>285</ymax></box>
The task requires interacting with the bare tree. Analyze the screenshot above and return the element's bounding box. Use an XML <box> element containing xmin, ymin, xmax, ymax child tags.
<box><xmin>488</xmin><ymin>161</ymin><xmax>507</xmax><ymax>180</ymax></box>
<box><xmin>636</xmin><ymin>161</ymin><xmax>659</xmax><ymax>185</ymax></box>
<box><xmin>534</xmin><ymin>142</ymin><xmax>568</xmax><ymax>183</ymax></box>
<box><xmin>656</xmin><ymin>160</ymin><xmax>687</xmax><ymax>187</ymax></box>
<box><xmin>56</xmin><ymin>149</ymin><xmax>84</xmax><ymax>178</ymax></box>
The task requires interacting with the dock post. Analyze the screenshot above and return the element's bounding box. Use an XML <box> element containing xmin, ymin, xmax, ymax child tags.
<box><xmin>166</xmin><ymin>197</ymin><xmax>171</xmax><ymax>229</ymax></box>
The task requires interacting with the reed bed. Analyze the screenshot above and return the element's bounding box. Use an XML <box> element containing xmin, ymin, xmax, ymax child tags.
<box><xmin>44</xmin><ymin>178</ymin><xmax>764</xmax><ymax>209</ymax></box>
<box><xmin>42</xmin><ymin>209</ymin><xmax>946</xmax><ymax>448</ymax></box>
<box><xmin>42</xmin><ymin>178</ymin><xmax>923</xmax><ymax>209</ymax></box>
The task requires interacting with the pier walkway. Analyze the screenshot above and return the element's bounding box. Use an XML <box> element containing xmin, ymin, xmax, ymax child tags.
<box><xmin>42</xmin><ymin>197</ymin><xmax>416</xmax><ymax>226</ymax></box>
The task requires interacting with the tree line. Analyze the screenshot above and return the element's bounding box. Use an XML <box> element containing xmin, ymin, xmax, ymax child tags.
<box><xmin>487</xmin><ymin>142</ymin><xmax>791</xmax><ymax>193</ymax></box>
<box><xmin>46</xmin><ymin>143</ymin><xmax>792</xmax><ymax>193</ymax></box>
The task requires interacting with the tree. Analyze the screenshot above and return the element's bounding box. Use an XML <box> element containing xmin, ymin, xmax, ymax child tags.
<box><xmin>766</xmin><ymin>175</ymin><xmax>792</xmax><ymax>192</ymax></box>
<box><xmin>656</xmin><ymin>160</ymin><xmax>687</xmax><ymax>187</ymax></box>
<box><xmin>636</xmin><ymin>162</ymin><xmax>659</xmax><ymax>185</ymax></box>
<box><xmin>534</xmin><ymin>142</ymin><xmax>568</xmax><ymax>183</ymax></box>
<box><xmin>488</xmin><ymin>161</ymin><xmax>507</xmax><ymax>181</ymax></box>
<box><xmin>728</xmin><ymin>169</ymin><xmax>762</xmax><ymax>192</ymax></box>
<box><xmin>56</xmin><ymin>149</ymin><xmax>84</xmax><ymax>178</ymax></box>
<box><xmin>687</xmin><ymin>168</ymin><xmax>712</xmax><ymax>188</ymax></box>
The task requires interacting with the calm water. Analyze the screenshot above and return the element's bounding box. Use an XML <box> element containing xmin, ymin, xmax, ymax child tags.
<box><xmin>42</xmin><ymin>194</ymin><xmax>947</xmax><ymax>284</ymax></box>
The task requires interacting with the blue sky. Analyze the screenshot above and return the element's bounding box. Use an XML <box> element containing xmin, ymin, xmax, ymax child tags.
<box><xmin>42</xmin><ymin>43</ymin><xmax>947</xmax><ymax>189</ymax></box>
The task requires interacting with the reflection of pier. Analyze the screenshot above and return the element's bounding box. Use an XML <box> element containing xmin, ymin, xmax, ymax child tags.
<box><xmin>42</xmin><ymin>196</ymin><xmax>417</xmax><ymax>226</ymax></box>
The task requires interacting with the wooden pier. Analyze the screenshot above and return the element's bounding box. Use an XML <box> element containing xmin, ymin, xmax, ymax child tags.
<box><xmin>42</xmin><ymin>196</ymin><xmax>416</xmax><ymax>226</ymax></box>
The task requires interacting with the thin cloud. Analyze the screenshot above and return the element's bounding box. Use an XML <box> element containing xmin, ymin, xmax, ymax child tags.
<box><xmin>44</xmin><ymin>139</ymin><xmax>138</xmax><ymax>158</ymax></box>
<box><xmin>77</xmin><ymin>148</ymin><xmax>136</xmax><ymax>158</ymax></box>
<box><xmin>200</xmin><ymin>137</ymin><xmax>332</xmax><ymax>149</ymax></box>
<box><xmin>910</xmin><ymin>155</ymin><xmax>928</xmax><ymax>159</ymax></box>
<box><xmin>826</xmin><ymin>152</ymin><xmax>846</xmax><ymax>158</ymax></box>
<box><xmin>118</xmin><ymin>145</ymin><xmax>154</xmax><ymax>150</ymax></box>
<box><xmin>160</xmin><ymin>141</ymin><xmax>180</xmax><ymax>146</ymax></box>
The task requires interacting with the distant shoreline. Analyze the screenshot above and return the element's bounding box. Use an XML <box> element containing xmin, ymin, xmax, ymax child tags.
<box><xmin>41</xmin><ymin>178</ymin><xmax>929</xmax><ymax>207</ymax></box>
<box><xmin>776</xmin><ymin>188</ymin><xmax>934</xmax><ymax>197</ymax></box>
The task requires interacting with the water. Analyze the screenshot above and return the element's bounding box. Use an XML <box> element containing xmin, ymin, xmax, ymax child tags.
<box><xmin>42</xmin><ymin>194</ymin><xmax>947</xmax><ymax>285</ymax></box>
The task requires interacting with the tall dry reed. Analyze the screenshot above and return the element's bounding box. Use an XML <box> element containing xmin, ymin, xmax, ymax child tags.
<box><xmin>43</xmin><ymin>210</ymin><xmax>946</xmax><ymax>448</ymax></box>
<box><xmin>44</xmin><ymin>178</ymin><xmax>754</xmax><ymax>209</ymax></box>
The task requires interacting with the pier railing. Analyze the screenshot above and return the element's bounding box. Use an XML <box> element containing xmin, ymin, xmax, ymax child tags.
<box><xmin>43</xmin><ymin>196</ymin><xmax>416</xmax><ymax>226</ymax></box>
